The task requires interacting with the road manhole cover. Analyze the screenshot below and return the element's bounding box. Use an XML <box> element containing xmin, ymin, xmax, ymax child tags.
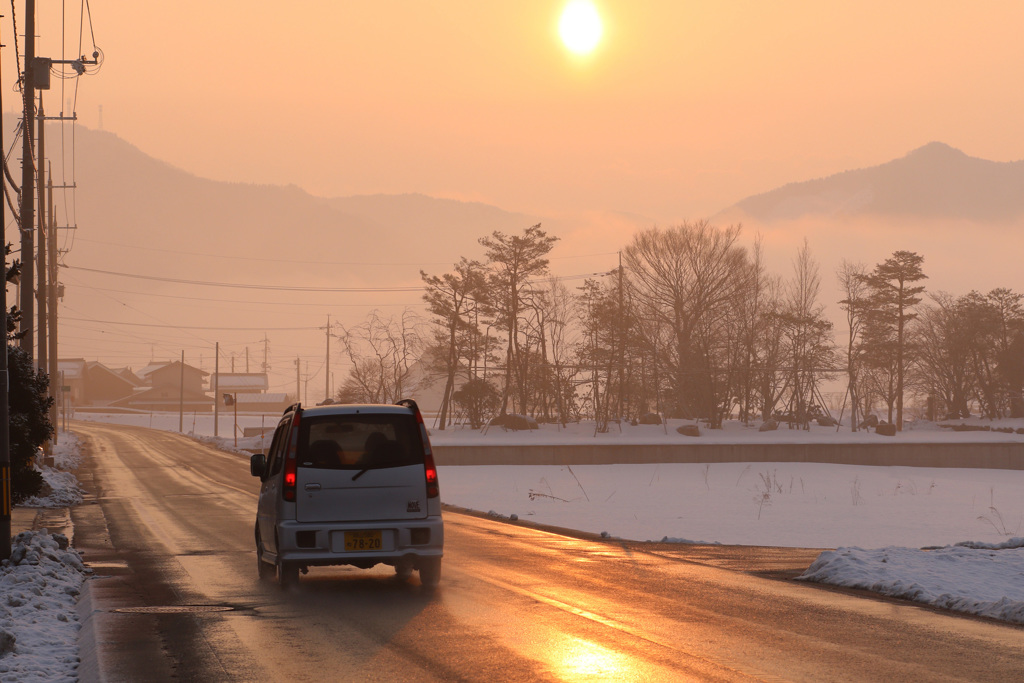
<box><xmin>113</xmin><ymin>605</ymin><xmax>235</xmax><ymax>614</ymax></box>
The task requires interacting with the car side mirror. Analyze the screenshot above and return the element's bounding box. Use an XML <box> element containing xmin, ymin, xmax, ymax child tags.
<box><xmin>250</xmin><ymin>453</ymin><xmax>267</xmax><ymax>478</ymax></box>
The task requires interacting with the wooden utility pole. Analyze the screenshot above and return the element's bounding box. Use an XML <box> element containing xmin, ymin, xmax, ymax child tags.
<box><xmin>1</xmin><ymin>33</ymin><xmax>12</xmax><ymax>559</ymax></box>
<box><xmin>19</xmin><ymin>0</ymin><xmax>35</xmax><ymax>355</ymax></box>
<box><xmin>295</xmin><ymin>356</ymin><xmax>300</xmax><ymax>402</ymax></box>
<box><xmin>325</xmin><ymin>315</ymin><xmax>330</xmax><ymax>403</ymax></box>
<box><xmin>35</xmin><ymin>99</ymin><xmax>46</xmax><ymax>375</ymax></box>
<box><xmin>213</xmin><ymin>342</ymin><xmax>220</xmax><ymax>437</ymax></box>
<box><xmin>178</xmin><ymin>351</ymin><xmax>185</xmax><ymax>432</ymax></box>
<box><xmin>617</xmin><ymin>251</ymin><xmax>625</xmax><ymax>420</ymax></box>
<box><xmin>47</xmin><ymin>170</ymin><xmax>57</xmax><ymax>444</ymax></box>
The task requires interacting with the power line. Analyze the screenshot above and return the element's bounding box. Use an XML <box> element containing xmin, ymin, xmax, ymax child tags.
<box><xmin>65</xmin><ymin>282</ymin><xmax>421</xmax><ymax>308</ymax></box>
<box><xmin>65</xmin><ymin>265</ymin><xmax>424</xmax><ymax>292</ymax></box>
<box><xmin>72</xmin><ymin>237</ymin><xmax>618</xmax><ymax>265</ymax></box>
<box><xmin>61</xmin><ymin>317</ymin><xmax>317</xmax><ymax>331</ymax></box>
<box><xmin>66</xmin><ymin>265</ymin><xmax>607</xmax><ymax>291</ymax></box>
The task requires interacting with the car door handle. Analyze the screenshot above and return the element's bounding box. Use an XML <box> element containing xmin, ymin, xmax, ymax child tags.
<box><xmin>304</xmin><ymin>483</ymin><xmax>321</xmax><ymax>491</ymax></box>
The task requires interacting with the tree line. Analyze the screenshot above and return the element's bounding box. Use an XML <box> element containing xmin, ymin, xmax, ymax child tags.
<box><xmin>335</xmin><ymin>222</ymin><xmax>1024</xmax><ymax>432</ymax></box>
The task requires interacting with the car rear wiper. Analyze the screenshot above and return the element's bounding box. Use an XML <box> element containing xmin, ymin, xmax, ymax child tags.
<box><xmin>351</xmin><ymin>469</ymin><xmax>370</xmax><ymax>481</ymax></box>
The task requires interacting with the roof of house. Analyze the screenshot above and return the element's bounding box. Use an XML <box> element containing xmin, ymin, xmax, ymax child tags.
<box><xmin>138</xmin><ymin>361</ymin><xmax>209</xmax><ymax>380</ymax></box>
<box><xmin>211</xmin><ymin>373</ymin><xmax>270</xmax><ymax>391</ymax></box>
<box><xmin>85</xmin><ymin>361</ymin><xmax>144</xmax><ymax>387</ymax></box>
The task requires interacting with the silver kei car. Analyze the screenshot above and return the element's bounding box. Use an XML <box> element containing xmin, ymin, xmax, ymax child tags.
<box><xmin>250</xmin><ymin>399</ymin><xmax>443</xmax><ymax>589</ymax></box>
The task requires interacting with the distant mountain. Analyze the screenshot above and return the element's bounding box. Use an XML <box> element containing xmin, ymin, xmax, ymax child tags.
<box><xmin>67</xmin><ymin>126</ymin><xmax>538</xmax><ymax>286</ymax></box>
<box><xmin>726</xmin><ymin>142</ymin><xmax>1024</xmax><ymax>223</ymax></box>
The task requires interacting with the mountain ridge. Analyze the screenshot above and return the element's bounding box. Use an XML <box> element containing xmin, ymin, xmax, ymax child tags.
<box><xmin>724</xmin><ymin>142</ymin><xmax>1024</xmax><ymax>224</ymax></box>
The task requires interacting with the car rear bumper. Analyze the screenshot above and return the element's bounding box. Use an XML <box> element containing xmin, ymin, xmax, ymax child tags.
<box><xmin>275</xmin><ymin>517</ymin><xmax>444</xmax><ymax>567</ymax></box>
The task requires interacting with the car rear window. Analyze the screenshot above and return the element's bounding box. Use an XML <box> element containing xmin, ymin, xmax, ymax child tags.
<box><xmin>296</xmin><ymin>413</ymin><xmax>423</xmax><ymax>470</ymax></box>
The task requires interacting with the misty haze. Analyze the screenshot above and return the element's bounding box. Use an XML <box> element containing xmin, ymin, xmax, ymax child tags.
<box><xmin>1</xmin><ymin>3</ymin><xmax>1023</xmax><ymax>682</ymax></box>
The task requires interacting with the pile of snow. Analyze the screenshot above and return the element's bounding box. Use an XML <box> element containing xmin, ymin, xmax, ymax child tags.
<box><xmin>797</xmin><ymin>539</ymin><xmax>1024</xmax><ymax>624</ymax></box>
<box><xmin>0</xmin><ymin>530</ymin><xmax>90</xmax><ymax>682</ymax></box>
<box><xmin>21</xmin><ymin>435</ymin><xmax>85</xmax><ymax>508</ymax></box>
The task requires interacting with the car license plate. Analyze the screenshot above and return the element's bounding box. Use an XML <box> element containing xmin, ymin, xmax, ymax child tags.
<box><xmin>344</xmin><ymin>530</ymin><xmax>382</xmax><ymax>551</ymax></box>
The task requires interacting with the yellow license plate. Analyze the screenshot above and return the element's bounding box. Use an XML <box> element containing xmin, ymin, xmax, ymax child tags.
<box><xmin>344</xmin><ymin>530</ymin><xmax>382</xmax><ymax>551</ymax></box>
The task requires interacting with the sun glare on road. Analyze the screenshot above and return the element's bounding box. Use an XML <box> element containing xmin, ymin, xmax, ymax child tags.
<box><xmin>555</xmin><ymin>636</ymin><xmax>630</xmax><ymax>679</ymax></box>
<box><xmin>559</xmin><ymin>1</ymin><xmax>603</xmax><ymax>55</ymax></box>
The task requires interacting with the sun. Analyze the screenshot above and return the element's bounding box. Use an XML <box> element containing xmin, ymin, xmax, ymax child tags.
<box><xmin>559</xmin><ymin>1</ymin><xmax>603</xmax><ymax>55</ymax></box>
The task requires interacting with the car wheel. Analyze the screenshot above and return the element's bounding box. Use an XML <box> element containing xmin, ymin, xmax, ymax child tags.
<box><xmin>278</xmin><ymin>560</ymin><xmax>299</xmax><ymax>589</ymax></box>
<box><xmin>418</xmin><ymin>557</ymin><xmax>441</xmax><ymax>590</ymax></box>
<box><xmin>255</xmin><ymin>528</ymin><xmax>273</xmax><ymax>581</ymax></box>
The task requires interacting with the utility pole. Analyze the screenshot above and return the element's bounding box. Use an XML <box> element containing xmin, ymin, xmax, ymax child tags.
<box><xmin>295</xmin><ymin>356</ymin><xmax>300</xmax><ymax>403</ymax></box>
<box><xmin>1</xmin><ymin>31</ymin><xmax>12</xmax><ymax>560</ymax></box>
<box><xmin>178</xmin><ymin>351</ymin><xmax>184</xmax><ymax>432</ymax></box>
<box><xmin>325</xmin><ymin>315</ymin><xmax>330</xmax><ymax>403</ymax></box>
<box><xmin>617</xmin><ymin>250</ymin><xmax>625</xmax><ymax>420</ymax></box>
<box><xmin>46</xmin><ymin>169</ymin><xmax>57</xmax><ymax>444</ymax></box>
<box><xmin>213</xmin><ymin>342</ymin><xmax>219</xmax><ymax>437</ymax></box>
<box><xmin>19</xmin><ymin>0</ymin><xmax>35</xmax><ymax>356</ymax></box>
<box><xmin>35</xmin><ymin>99</ymin><xmax>46</xmax><ymax>380</ymax></box>
<box><xmin>245</xmin><ymin>346</ymin><xmax>250</xmax><ymax>373</ymax></box>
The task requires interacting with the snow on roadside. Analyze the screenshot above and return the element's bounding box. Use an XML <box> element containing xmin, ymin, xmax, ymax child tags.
<box><xmin>21</xmin><ymin>435</ymin><xmax>85</xmax><ymax>508</ymax></box>
<box><xmin>0</xmin><ymin>530</ymin><xmax>90</xmax><ymax>683</ymax></box>
<box><xmin>797</xmin><ymin>539</ymin><xmax>1024</xmax><ymax>624</ymax></box>
<box><xmin>0</xmin><ymin>433</ymin><xmax>90</xmax><ymax>682</ymax></box>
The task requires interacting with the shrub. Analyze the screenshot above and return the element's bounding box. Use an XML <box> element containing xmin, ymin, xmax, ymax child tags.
<box><xmin>7</xmin><ymin>345</ymin><xmax>52</xmax><ymax>502</ymax></box>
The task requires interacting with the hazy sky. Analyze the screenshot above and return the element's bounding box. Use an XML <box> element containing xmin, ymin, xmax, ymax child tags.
<box><xmin>9</xmin><ymin>2</ymin><xmax>1024</xmax><ymax>398</ymax></box>
<box><xmin>15</xmin><ymin>1</ymin><xmax>1024</xmax><ymax>221</ymax></box>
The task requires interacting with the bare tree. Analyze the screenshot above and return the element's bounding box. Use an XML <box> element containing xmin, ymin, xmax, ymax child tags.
<box><xmin>837</xmin><ymin>260</ymin><xmax>869</xmax><ymax>430</ymax></box>
<box><xmin>336</xmin><ymin>309</ymin><xmax>426</xmax><ymax>405</ymax></box>
<box><xmin>623</xmin><ymin>220</ymin><xmax>751</xmax><ymax>426</ymax></box>
<box><xmin>776</xmin><ymin>240</ymin><xmax>835</xmax><ymax>429</ymax></box>
<box><xmin>421</xmin><ymin>258</ymin><xmax>486</xmax><ymax>429</ymax></box>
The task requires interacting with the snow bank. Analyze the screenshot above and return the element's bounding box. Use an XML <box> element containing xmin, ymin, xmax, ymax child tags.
<box><xmin>797</xmin><ymin>540</ymin><xmax>1024</xmax><ymax>624</ymax></box>
<box><xmin>0</xmin><ymin>530</ymin><xmax>90</xmax><ymax>682</ymax></box>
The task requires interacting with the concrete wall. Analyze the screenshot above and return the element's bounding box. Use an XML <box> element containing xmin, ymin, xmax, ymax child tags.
<box><xmin>432</xmin><ymin>442</ymin><xmax>1024</xmax><ymax>470</ymax></box>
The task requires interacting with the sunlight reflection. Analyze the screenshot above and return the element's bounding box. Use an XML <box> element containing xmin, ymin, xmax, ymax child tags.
<box><xmin>553</xmin><ymin>636</ymin><xmax>631</xmax><ymax>680</ymax></box>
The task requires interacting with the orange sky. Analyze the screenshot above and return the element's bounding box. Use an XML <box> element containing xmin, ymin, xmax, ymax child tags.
<box><xmin>8</xmin><ymin>2</ymin><xmax>1024</xmax><ymax>396</ymax></box>
<box><xmin>14</xmin><ymin>1</ymin><xmax>1024</xmax><ymax>221</ymax></box>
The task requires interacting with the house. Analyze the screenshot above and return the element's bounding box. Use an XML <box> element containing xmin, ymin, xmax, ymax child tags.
<box><xmin>57</xmin><ymin>359</ymin><xmax>142</xmax><ymax>407</ymax></box>
<box><xmin>209</xmin><ymin>372</ymin><xmax>269</xmax><ymax>395</ymax></box>
<box><xmin>210</xmin><ymin>372</ymin><xmax>290</xmax><ymax>413</ymax></box>
<box><xmin>111</xmin><ymin>360</ymin><xmax>214</xmax><ymax>412</ymax></box>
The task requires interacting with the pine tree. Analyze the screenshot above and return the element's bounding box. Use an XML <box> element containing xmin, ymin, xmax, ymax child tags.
<box><xmin>860</xmin><ymin>251</ymin><xmax>927</xmax><ymax>430</ymax></box>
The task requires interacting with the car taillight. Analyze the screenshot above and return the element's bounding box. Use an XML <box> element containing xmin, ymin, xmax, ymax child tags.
<box><xmin>283</xmin><ymin>411</ymin><xmax>301</xmax><ymax>502</ymax></box>
<box><xmin>403</xmin><ymin>399</ymin><xmax>440</xmax><ymax>499</ymax></box>
<box><xmin>424</xmin><ymin>450</ymin><xmax>439</xmax><ymax>499</ymax></box>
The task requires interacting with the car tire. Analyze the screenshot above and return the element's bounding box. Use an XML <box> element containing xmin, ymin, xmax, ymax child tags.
<box><xmin>257</xmin><ymin>547</ymin><xmax>274</xmax><ymax>582</ymax></box>
<box><xmin>255</xmin><ymin>528</ymin><xmax>273</xmax><ymax>581</ymax></box>
<box><xmin>278</xmin><ymin>560</ymin><xmax>299</xmax><ymax>589</ymax></box>
<box><xmin>418</xmin><ymin>557</ymin><xmax>441</xmax><ymax>590</ymax></box>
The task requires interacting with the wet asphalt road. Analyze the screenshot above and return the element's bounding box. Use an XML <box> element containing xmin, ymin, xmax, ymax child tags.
<box><xmin>71</xmin><ymin>421</ymin><xmax>1024</xmax><ymax>682</ymax></box>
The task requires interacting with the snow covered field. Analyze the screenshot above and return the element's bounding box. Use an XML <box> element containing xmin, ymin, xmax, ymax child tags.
<box><xmin>9</xmin><ymin>412</ymin><xmax>1020</xmax><ymax>682</ymax></box>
